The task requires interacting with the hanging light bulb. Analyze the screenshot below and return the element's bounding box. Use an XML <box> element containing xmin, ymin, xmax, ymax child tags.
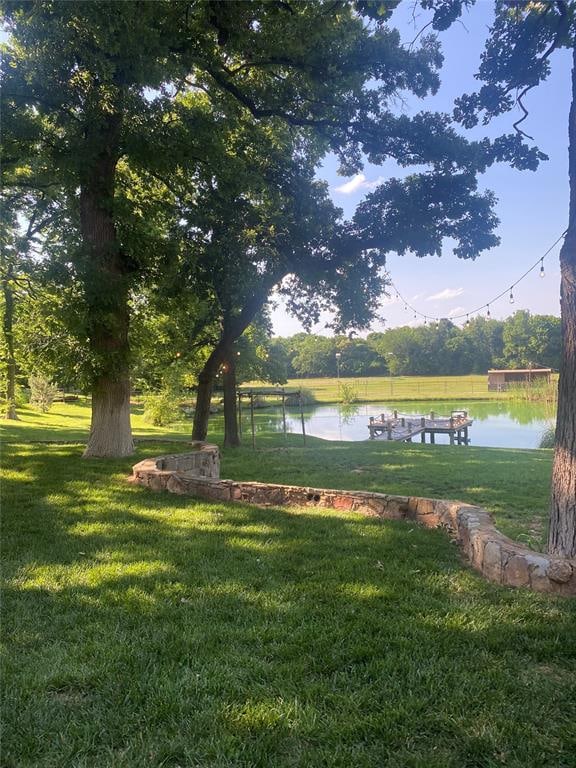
<box><xmin>465</xmin><ymin>314</ymin><xmax>470</xmax><ymax>326</ymax></box>
<box><xmin>509</xmin><ymin>288</ymin><xmax>515</xmax><ymax>304</ymax></box>
<box><xmin>486</xmin><ymin>305</ymin><xmax>491</xmax><ymax>319</ymax></box>
<box><xmin>540</xmin><ymin>259</ymin><xmax>545</xmax><ymax>278</ymax></box>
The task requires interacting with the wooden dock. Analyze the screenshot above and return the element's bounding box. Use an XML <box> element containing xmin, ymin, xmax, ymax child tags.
<box><xmin>368</xmin><ymin>410</ymin><xmax>472</xmax><ymax>444</ymax></box>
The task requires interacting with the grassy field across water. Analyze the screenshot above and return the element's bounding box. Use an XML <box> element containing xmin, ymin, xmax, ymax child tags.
<box><xmin>241</xmin><ymin>374</ymin><xmax>559</xmax><ymax>404</ymax></box>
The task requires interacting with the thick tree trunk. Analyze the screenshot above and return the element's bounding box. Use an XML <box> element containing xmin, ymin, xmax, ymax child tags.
<box><xmin>548</xmin><ymin>45</ymin><xmax>576</xmax><ymax>558</ymax></box>
<box><xmin>223</xmin><ymin>354</ymin><xmax>240</xmax><ymax>447</ymax></box>
<box><xmin>80</xmin><ymin>113</ymin><xmax>134</xmax><ymax>458</ymax></box>
<box><xmin>84</xmin><ymin>374</ymin><xmax>134</xmax><ymax>457</ymax></box>
<box><xmin>2</xmin><ymin>269</ymin><xmax>18</xmax><ymax>420</ymax></box>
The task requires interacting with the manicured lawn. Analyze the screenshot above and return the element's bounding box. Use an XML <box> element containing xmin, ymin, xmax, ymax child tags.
<box><xmin>1</xmin><ymin>401</ymin><xmax>554</xmax><ymax>545</ymax></box>
<box><xmin>2</xmin><ymin>442</ymin><xmax>575</xmax><ymax>767</ymax></box>
<box><xmin>0</xmin><ymin>401</ymin><xmax>192</xmax><ymax>443</ymax></box>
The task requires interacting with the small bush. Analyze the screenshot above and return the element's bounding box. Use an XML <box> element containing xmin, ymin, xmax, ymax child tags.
<box><xmin>285</xmin><ymin>388</ymin><xmax>317</xmax><ymax>406</ymax></box>
<box><xmin>538</xmin><ymin>422</ymin><xmax>556</xmax><ymax>449</ymax></box>
<box><xmin>143</xmin><ymin>390</ymin><xmax>180</xmax><ymax>426</ymax></box>
<box><xmin>29</xmin><ymin>375</ymin><xmax>58</xmax><ymax>413</ymax></box>
<box><xmin>339</xmin><ymin>381</ymin><xmax>359</xmax><ymax>404</ymax></box>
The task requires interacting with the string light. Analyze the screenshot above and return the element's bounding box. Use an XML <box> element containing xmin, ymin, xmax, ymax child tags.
<box><xmin>383</xmin><ymin>230</ymin><xmax>565</xmax><ymax>326</ymax></box>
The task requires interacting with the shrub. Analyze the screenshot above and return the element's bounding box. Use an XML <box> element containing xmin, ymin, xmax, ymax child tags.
<box><xmin>29</xmin><ymin>374</ymin><xmax>58</xmax><ymax>413</ymax></box>
<box><xmin>339</xmin><ymin>381</ymin><xmax>359</xmax><ymax>404</ymax></box>
<box><xmin>285</xmin><ymin>388</ymin><xmax>317</xmax><ymax>406</ymax></box>
<box><xmin>142</xmin><ymin>390</ymin><xmax>180</xmax><ymax>426</ymax></box>
<box><xmin>538</xmin><ymin>422</ymin><xmax>556</xmax><ymax>449</ymax></box>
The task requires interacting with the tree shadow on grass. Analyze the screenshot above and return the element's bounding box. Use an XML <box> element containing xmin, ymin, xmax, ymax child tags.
<box><xmin>2</xmin><ymin>443</ymin><xmax>576</xmax><ymax>767</ymax></box>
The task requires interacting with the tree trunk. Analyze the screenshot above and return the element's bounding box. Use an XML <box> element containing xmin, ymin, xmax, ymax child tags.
<box><xmin>223</xmin><ymin>353</ymin><xmax>240</xmax><ymax>447</ymax></box>
<box><xmin>80</xmin><ymin>113</ymin><xmax>134</xmax><ymax>458</ymax></box>
<box><xmin>192</xmin><ymin>344</ymin><xmax>227</xmax><ymax>441</ymax></box>
<box><xmin>192</xmin><ymin>284</ymin><xmax>280</xmax><ymax>442</ymax></box>
<box><xmin>2</xmin><ymin>267</ymin><xmax>18</xmax><ymax>420</ymax></box>
<box><xmin>548</xmin><ymin>44</ymin><xmax>576</xmax><ymax>558</ymax></box>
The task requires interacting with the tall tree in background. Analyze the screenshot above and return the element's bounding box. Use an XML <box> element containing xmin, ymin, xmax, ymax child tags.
<box><xmin>454</xmin><ymin>0</ymin><xmax>576</xmax><ymax>556</ymax></box>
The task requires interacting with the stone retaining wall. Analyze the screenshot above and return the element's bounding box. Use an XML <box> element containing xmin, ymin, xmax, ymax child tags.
<box><xmin>132</xmin><ymin>444</ymin><xmax>575</xmax><ymax>596</ymax></box>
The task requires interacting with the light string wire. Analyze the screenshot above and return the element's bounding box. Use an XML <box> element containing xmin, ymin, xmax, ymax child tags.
<box><xmin>385</xmin><ymin>229</ymin><xmax>567</xmax><ymax>325</ymax></box>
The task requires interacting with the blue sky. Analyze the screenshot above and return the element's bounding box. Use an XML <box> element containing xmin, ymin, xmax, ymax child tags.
<box><xmin>271</xmin><ymin>1</ymin><xmax>571</xmax><ymax>337</ymax></box>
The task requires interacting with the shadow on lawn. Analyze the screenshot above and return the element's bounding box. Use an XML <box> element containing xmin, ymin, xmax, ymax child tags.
<box><xmin>2</xmin><ymin>443</ymin><xmax>574</xmax><ymax>767</ymax></box>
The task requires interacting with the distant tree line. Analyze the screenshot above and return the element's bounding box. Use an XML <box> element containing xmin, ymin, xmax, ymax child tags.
<box><xmin>270</xmin><ymin>312</ymin><xmax>561</xmax><ymax>379</ymax></box>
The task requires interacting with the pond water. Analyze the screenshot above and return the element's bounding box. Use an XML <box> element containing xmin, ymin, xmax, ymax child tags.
<box><xmin>255</xmin><ymin>400</ymin><xmax>555</xmax><ymax>449</ymax></box>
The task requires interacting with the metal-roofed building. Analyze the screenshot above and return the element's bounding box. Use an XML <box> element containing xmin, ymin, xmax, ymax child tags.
<box><xmin>487</xmin><ymin>368</ymin><xmax>552</xmax><ymax>391</ymax></box>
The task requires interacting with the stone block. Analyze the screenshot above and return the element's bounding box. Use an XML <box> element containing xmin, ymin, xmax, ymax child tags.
<box><xmin>333</xmin><ymin>495</ymin><xmax>354</xmax><ymax>510</ymax></box>
<box><xmin>548</xmin><ymin>560</ymin><xmax>573</xmax><ymax>584</ymax></box>
<box><xmin>166</xmin><ymin>475</ymin><xmax>187</xmax><ymax>495</ymax></box>
<box><xmin>415</xmin><ymin>497</ymin><xmax>436</xmax><ymax>517</ymax></box>
<box><xmin>149</xmin><ymin>474</ymin><xmax>167</xmax><ymax>492</ymax></box>
<box><xmin>482</xmin><ymin>540</ymin><xmax>503</xmax><ymax>583</ymax></box>
<box><xmin>470</xmin><ymin>529</ymin><xmax>491</xmax><ymax>565</ymax></box>
<box><xmin>503</xmin><ymin>555</ymin><xmax>530</xmax><ymax>588</ymax></box>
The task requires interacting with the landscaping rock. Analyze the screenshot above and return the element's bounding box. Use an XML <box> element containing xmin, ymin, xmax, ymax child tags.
<box><xmin>131</xmin><ymin>445</ymin><xmax>576</xmax><ymax>596</ymax></box>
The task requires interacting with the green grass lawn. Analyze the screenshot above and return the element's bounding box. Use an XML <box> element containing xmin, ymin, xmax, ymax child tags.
<box><xmin>1</xmin><ymin>400</ymin><xmax>554</xmax><ymax>545</ymax></box>
<box><xmin>2</xmin><ymin>441</ymin><xmax>575</xmax><ymax>767</ymax></box>
<box><xmin>242</xmin><ymin>374</ymin><xmax>546</xmax><ymax>403</ymax></box>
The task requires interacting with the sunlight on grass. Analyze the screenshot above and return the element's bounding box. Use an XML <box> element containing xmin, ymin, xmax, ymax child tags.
<box><xmin>2</xmin><ymin>443</ymin><xmax>575</xmax><ymax>767</ymax></box>
<box><xmin>338</xmin><ymin>583</ymin><xmax>391</xmax><ymax>600</ymax></box>
<box><xmin>12</xmin><ymin>560</ymin><xmax>175</xmax><ymax>592</ymax></box>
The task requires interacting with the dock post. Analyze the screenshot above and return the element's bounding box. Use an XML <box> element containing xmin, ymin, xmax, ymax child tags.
<box><xmin>430</xmin><ymin>431</ymin><xmax>435</xmax><ymax>444</ymax></box>
<box><xmin>430</xmin><ymin>411</ymin><xmax>435</xmax><ymax>421</ymax></box>
<box><xmin>464</xmin><ymin>427</ymin><xmax>469</xmax><ymax>445</ymax></box>
<box><xmin>387</xmin><ymin>424</ymin><xmax>392</xmax><ymax>440</ymax></box>
<box><xmin>420</xmin><ymin>417</ymin><xmax>426</xmax><ymax>443</ymax></box>
<box><xmin>281</xmin><ymin>390</ymin><xmax>287</xmax><ymax>440</ymax></box>
<box><xmin>393</xmin><ymin>410</ymin><xmax>398</xmax><ymax>419</ymax></box>
<box><xmin>450</xmin><ymin>431</ymin><xmax>455</xmax><ymax>445</ymax></box>
<box><xmin>401</xmin><ymin>417</ymin><xmax>405</xmax><ymax>426</ymax></box>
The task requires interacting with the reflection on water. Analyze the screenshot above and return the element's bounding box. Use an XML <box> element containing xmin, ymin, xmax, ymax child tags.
<box><xmin>252</xmin><ymin>400</ymin><xmax>555</xmax><ymax>449</ymax></box>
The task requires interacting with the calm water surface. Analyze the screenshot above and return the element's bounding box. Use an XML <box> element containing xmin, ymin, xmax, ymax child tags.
<box><xmin>260</xmin><ymin>400</ymin><xmax>554</xmax><ymax>449</ymax></box>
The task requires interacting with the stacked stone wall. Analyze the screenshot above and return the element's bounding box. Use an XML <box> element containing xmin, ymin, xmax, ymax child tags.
<box><xmin>132</xmin><ymin>444</ymin><xmax>575</xmax><ymax>596</ymax></box>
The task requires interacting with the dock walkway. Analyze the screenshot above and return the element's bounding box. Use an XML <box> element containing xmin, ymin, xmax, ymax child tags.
<box><xmin>368</xmin><ymin>410</ymin><xmax>472</xmax><ymax>444</ymax></box>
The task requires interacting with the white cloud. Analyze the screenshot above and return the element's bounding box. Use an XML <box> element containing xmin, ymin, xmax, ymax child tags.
<box><xmin>334</xmin><ymin>173</ymin><xmax>385</xmax><ymax>195</ymax></box>
<box><xmin>426</xmin><ymin>287</ymin><xmax>465</xmax><ymax>301</ymax></box>
<box><xmin>447</xmin><ymin>306</ymin><xmax>466</xmax><ymax>318</ymax></box>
